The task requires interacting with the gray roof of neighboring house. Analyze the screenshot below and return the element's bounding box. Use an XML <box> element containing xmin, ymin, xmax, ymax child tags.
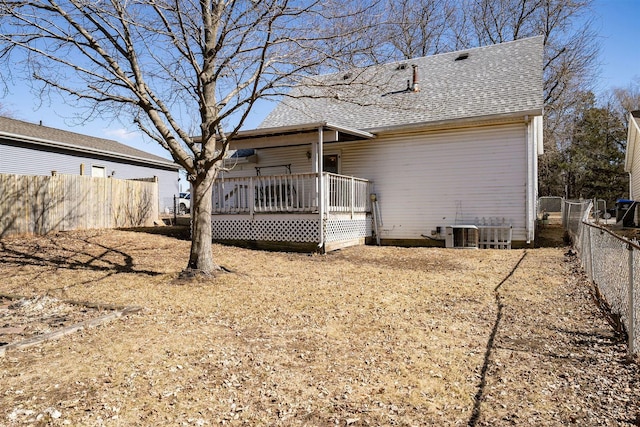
<box><xmin>260</xmin><ymin>36</ymin><xmax>544</xmax><ymax>132</ymax></box>
<box><xmin>0</xmin><ymin>116</ymin><xmax>179</xmax><ymax>169</ymax></box>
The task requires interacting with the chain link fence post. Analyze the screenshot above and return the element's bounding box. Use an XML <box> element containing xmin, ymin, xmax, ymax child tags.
<box><xmin>629</xmin><ymin>243</ymin><xmax>636</xmax><ymax>356</ymax></box>
<box><xmin>561</xmin><ymin>198</ymin><xmax>639</xmax><ymax>356</ymax></box>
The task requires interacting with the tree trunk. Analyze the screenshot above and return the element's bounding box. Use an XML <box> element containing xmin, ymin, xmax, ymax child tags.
<box><xmin>184</xmin><ymin>168</ymin><xmax>220</xmax><ymax>276</ymax></box>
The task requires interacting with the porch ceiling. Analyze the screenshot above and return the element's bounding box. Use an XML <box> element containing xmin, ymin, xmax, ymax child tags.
<box><xmin>227</xmin><ymin>122</ymin><xmax>376</xmax><ymax>150</ymax></box>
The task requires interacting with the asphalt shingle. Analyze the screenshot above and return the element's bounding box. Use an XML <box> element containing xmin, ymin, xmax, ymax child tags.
<box><xmin>260</xmin><ymin>36</ymin><xmax>544</xmax><ymax>131</ymax></box>
<box><xmin>0</xmin><ymin>116</ymin><xmax>176</xmax><ymax>166</ymax></box>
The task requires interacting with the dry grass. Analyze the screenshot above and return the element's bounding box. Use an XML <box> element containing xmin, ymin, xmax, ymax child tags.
<box><xmin>0</xmin><ymin>228</ymin><xmax>638</xmax><ymax>426</ymax></box>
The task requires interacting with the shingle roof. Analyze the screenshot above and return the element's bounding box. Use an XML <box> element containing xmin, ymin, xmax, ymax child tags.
<box><xmin>0</xmin><ymin>116</ymin><xmax>179</xmax><ymax>169</ymax></box>
<box><xmin>260</xmin><ymin>36</ymin><xmax>544</xmax><ymax>131</ymax></box>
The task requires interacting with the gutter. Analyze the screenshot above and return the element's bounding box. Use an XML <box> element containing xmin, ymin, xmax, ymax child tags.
<box><xmin>0</xmin><ymin>131</ymin><xmax>180</xmax><ymax>170</ymax></box>
<box><xmin>364</xmin><ymin>109</ymin><xmax>544</xmax><ymax>135</ymax></box>
<box><xmin>197</xmin><ymin>122</ymin><xmax>376</xmax><ymax>143</ymax></box>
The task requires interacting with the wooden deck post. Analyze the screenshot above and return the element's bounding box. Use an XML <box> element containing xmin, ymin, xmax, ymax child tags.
<box><xmin>349</xmin><ymin>176</ymin><xmax>354</xmax><ymax>219</ymax></box>
<box><xmin>249</xmin><ymin>177</ymin><xmax>254</xmax><ymax>219</ymax></box>
<box><xmin>317</xmin><ymin>126</ymin><xmax>324</xmax><ymax>248</ymax></box>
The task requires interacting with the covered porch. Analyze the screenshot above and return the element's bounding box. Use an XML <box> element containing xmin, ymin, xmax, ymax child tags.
<box><xmin>210</xmin><ymin>123</ymin><xmax>376</xmax><ymax>252</ymax></box>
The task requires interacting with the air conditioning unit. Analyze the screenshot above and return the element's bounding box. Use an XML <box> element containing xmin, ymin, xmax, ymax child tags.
<box><xmin>445</xmin><ymin>225</ymin><xmax>479</xmax><ymax>249</ymax></box>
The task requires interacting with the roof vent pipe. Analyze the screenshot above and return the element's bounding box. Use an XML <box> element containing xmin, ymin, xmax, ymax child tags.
<box><xmin>411</xmin><ymin>64</ymin><xmax>420</xmax><ymax>92</ymax></box>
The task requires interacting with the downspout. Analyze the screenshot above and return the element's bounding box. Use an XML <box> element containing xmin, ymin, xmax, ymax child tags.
<box><xmin>525</xmin><ymin>115</ymin><xmax>535</xmax><ymax>244</ymax></box>
<box><xmin>317</xmin><ymin>126</ymin><xmax>324</xmax><ymax>250</ymax></box>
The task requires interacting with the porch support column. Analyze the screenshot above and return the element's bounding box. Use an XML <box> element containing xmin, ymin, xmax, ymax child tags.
<box><xmin>318</xmin><ymin>126</ymin><xmax>324</xmax><ymax>249</ymax></box>
<box><xmin>312</xmin><ymin>140</ymin><xmax>318</xmax><ymax>174</ymax></box>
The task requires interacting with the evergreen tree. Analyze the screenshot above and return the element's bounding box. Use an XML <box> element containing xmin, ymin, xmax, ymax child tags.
<box><xmin>565</xmin><ymin>93</ymin><xmax>628</xmax><ymax>205</ymax></box>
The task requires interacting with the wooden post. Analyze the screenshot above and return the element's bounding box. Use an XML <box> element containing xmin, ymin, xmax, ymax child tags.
<box><xmin>350</xmin><ymin>177</ymin><xmax>355</xmax><ymax>219</ymax></box>
<box><xmin>249</xmin><ymin>177</ymin><xmax>254</xmax><ymax>219</ymax></box>
<box><xmin>317</xmin><ymin>126</ymin><xmax>324</xmax><ymax>249</ymax></box>
<box><xmin>588</xmin><ymin>227</ymin><xmax>595</xmax><ymax>282</ymax></box>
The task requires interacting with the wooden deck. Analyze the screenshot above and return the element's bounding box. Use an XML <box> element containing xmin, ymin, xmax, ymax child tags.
<box><xmin>210</xmin><ymin>172</ymin><xmax>372</xmax><ymax>252</ymax></box>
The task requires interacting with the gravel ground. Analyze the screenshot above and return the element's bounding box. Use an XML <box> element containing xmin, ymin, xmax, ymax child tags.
<box><xmin>0</xmin><ymin>229</ymin><xmax>638</xmax><ymax>426</ymax></box>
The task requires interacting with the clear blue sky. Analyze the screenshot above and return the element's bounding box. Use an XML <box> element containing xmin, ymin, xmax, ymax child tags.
<box><xmin>1</xmin><ymin>0</ymin><xmax>638</xmax><ymax>160</ymax></box>
<box><xmin>591</xmin><ymin>0</ymin><xmax>639</xmax><ymax>91</ymax></box>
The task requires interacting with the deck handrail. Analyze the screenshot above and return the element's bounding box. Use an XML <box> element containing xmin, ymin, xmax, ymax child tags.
<box><xmin>212</xmin><ymin>172</ymin><xmax>370</xmax><ymax>215</ymax></box>
<box><xmin>324</xmin><ymin>173</ymin><xmax>370</xmax><ymax>214</ymax></box>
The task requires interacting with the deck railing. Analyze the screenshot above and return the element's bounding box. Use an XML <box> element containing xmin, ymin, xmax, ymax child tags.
<box><xmin>212</xmin><ymin>172</ymin><xmax>370</xmax><ymax>215</ymax></box>
<box><xmin>324</xmin><ymin>173</ymin><xmax>370</xmax><ymax>214</ymax></box>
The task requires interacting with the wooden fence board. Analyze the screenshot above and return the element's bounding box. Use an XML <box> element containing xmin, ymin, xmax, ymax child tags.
<box><xmin>0</xmin><ymin>173</ymin><xmax>158</xmax><ymax>238</ymax></box>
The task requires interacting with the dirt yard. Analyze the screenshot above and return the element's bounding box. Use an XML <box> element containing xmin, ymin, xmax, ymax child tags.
<box><xmin>0</xmin><ymin>228</ymin><xmax>638</xmax><ymax>426</ymax></box>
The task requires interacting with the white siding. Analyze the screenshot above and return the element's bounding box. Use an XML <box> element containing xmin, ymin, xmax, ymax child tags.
<box><xmin>220</xmin><ymin>145</ymin><xmax>311</xmax><ymax>178</ymax></box>
<box><xmin>626</xmin><ymin>115</ymin><xmax>640</xmax><ymax>200</ymax></box>
<box><xmin>631</xmin><ymin>149</ymin><xmax>640</xmax><ymax>201</ymax></box>
<box><xmin>0</xmin><ymin>143</ymin><xmax>179</xmax><ymax>213</ymax></box>
<box><xmin>338</xmin><ymin>124</ymin><xmax>529</xmax><ymax>241</ymax></box>
<box><xmin>220</xmin><ymin>123</ymin><xmax>533</xmax><ymax>242</ymax></box>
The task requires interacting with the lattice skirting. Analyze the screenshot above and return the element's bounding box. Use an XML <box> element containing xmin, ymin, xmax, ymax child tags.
<box><xmin>211</xmin><ymin>215</ymin><xmax>371</xmax><ymax>244</ymax></box>
<box><xmin>324</xmin><ymin>218</ymin><xmax>371</xmax><ymax>242</ymax></box>
<box><xmin>212</xmin><ymin>217</ymin><xmax>320</xmax><ymax>242</ymax></box>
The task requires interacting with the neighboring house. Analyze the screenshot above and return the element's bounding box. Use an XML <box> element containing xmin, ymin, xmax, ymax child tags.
<box><xmin>0</xmin><ymin>116</ymin><xmax>180</xmax><ymax>213</ymax></box>
<box><xmin>211</xmin><ymin>36</ymin><xmax>545</xmax><ymax>251</ymax></box>
<box><xmin>623</xmin><ymin>110</ymin><xmax>640</xmax><ymax>224</ymax></box>
<box><xmin>625</xmin><ymin>111</ymin><xmax>640</xmax><ymax>200</ymax></box>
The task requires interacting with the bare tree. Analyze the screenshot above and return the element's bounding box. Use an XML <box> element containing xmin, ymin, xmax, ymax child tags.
<box><xmin>379</xmin><ymin>0</ymin><xmax>456</xmax><ymax>60</ymax></box>
<box><xmin>466</xmin><ymin>0</ymin><xmax>543</xmax><ymax>44</ymax></box>
<box><xmin>0</xmin><ymin>0</ymin><xmax>377</xmax><ymax>275</ymax></box>
<box><xmin>611</xmin><ymin>78</ymin><xmax>640</xmax><ymax>124</ymax></box>
<box><xmin>378</xmin><ymin>0</ymin><xmax>599</xmax><ymax>196</ymax></box>
<box><xmin>0</xmin><ymin>102</ymin><xmax>13</xmax><ymax>117</ymax></box>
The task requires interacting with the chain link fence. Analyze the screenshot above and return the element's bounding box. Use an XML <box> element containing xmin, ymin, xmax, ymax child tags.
<box><xmin>538</xmin><ymin>196</ymin><xmax>564</xmax><ymax>214</ymax></box>
<box><xmin>564</xmin><ymin>199</ymin><xmax>639</xmax><ymax>355</ymax></box>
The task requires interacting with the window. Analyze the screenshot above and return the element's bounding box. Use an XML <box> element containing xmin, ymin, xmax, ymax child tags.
<box><xmin>323</xmin><ymin>153</ymin><xmax>340</xmax><ymax>174</ymax></box>
<box><xmin>91</xmin><ymin>165</ymin><xmax>106</xmax><ymax>178</ymax></box>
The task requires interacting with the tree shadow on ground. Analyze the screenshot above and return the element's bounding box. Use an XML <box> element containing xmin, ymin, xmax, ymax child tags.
<box><xmin>123</xmin><ymin>225</ymin><xmax>191</xmax><ymax>241</ymax></box>
<box><xmin>468</xmin><ymin>252</ymin><xmax>528</xmax><ymax>427</ymax></box>
<box><xmin>0</xmin><ymin>233</ymin><xmax>163</xmax><ymax>287</ymax></box>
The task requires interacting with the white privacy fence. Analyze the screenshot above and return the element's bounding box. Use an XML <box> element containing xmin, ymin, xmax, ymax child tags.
<box><xmin>564</xmin><ymin>200</ymin><xmax>639</xmax><ymax>355</ymax></box>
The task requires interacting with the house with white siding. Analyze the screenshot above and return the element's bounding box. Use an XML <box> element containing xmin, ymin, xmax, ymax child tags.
<box><xmin>211</xmin><ymin>36</ymin><xmax>544</xmax><ymax>251</ymax></box>
<box><xmin>625</xmin><ymin>111</ymin><xmax>640</xmax><ymax>197</ymax></box>
<box><xmin>623</xmin><ymin>110</ymin><xmax>640</xmax><ymax>222</ymax></box>
<box><xmin>0</xmin><ymin>116</ymin><xmax>180</xmax><ymax>213</ymax></box>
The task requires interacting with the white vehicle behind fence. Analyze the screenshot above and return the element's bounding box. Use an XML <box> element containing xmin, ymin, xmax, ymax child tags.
<box><xmin>178</xmin><ymin>192</ymin><xmax>190</xmax><ymax>214</ymax></box>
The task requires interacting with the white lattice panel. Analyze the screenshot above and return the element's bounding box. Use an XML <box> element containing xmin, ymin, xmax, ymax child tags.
<box><xmin>212</xmin><ymin>214</ymin><xmax>370</xmax><ymax>247</ymax></box>
<box><xmin>212</xmin><ymin>218</ymin><xmax>253</xmax><ymax>240</ymax></box>
<box><xmin>325</xmin><ymin>218</ymin><xmax>371</xmax><ymax>242</ymax></box>
<box><xmin>212</xmin><ymin>217</ymin><xmax>319</xmax><ymax>242</ymax></box>
<box><xmin>253</xmin><ymin>218</ymin><xmax>319</xmax><ymax>242</ymax></box>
